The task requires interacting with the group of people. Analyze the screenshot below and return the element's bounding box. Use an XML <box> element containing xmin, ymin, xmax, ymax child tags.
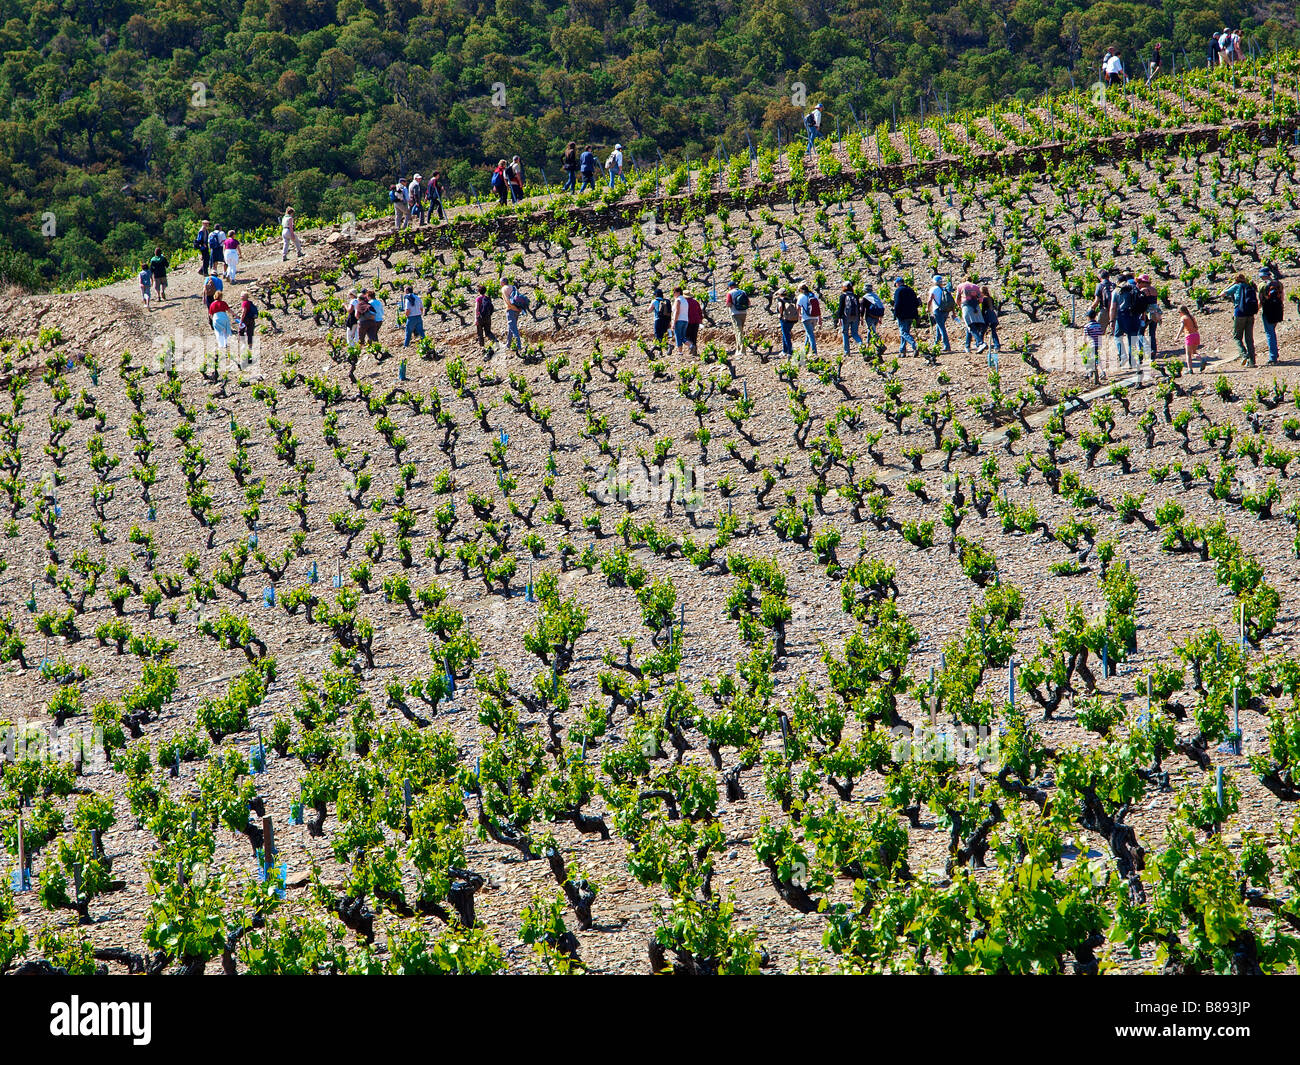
<box><xmin>1085</xmin><ymin>266</ymin><xmax>1286</xmax><ymax>374</ymax></box>
<box><xmin>138</xmin><ymin>247</ymin><xmax>170</xmax><ymax>308</ymax></box>
<box><xmin>1210</xmin><ymin>28</ymin><xmax>1246</xmax><ymax>66</ymax></box>
<box><xmin>560</xmin><ymin>143</ymin><xmax>626</xmax><ymax>193</ymax></box>
<box><xmin>200</xmin><ymin>270</ymin><xmax>258</xmax><ymax>356</ymax></box>
<box><xmin>194</xmin><ymin>221</ymin><xmax>244</xmax><ymax>281</ymax></box>
<box><xmin>390</xmin><ymin>173</ymin><xmax>450</xmax><ymax>231</ymax></box>
<box><xmin>472</xmin><ymin>281</ymin><xmax>528</xmax><ymax>350</ymax></box>
<box><xmin>648</xmin><ymin>275</ymin><xmax>1001</xmax><ymax>362</ymax></box>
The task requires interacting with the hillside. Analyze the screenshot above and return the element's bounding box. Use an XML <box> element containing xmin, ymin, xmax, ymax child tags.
<box><xmin>2</xmin><ymin>60</ymin><xmax>1300</xmax><ymax>975</ymax></box>
<box><xmin>3</xmin><ymin>0</ymin><xmax>1299</xmax><ymax>288</ymax></box>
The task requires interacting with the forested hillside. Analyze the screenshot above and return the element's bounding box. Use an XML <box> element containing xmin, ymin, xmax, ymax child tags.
<box><xmin>1</xmin><ymin>0</ymin><xmax>1296</xmax><ymax>288</ymax></box>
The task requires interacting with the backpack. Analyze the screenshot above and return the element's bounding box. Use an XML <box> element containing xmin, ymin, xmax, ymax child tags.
<box><xmin>731</xmin><ymin>289</ymin><xmax>749</xmax><ymax>313</ymax></box>
<box><xmin>194</xmin><ymin>232</ymin><xmax>207</xmax><ymax>250</ymax></box>
<box><xmin>1097</xmin><ymin>279</ymin><xmax>1115</xmax><ymax>308</ymax></box>
<box><xmin>804</xmin><ymin>112</ymin><xmax>817</xmax><ymax>131</ymax></box>
<box><xmin>491</xmin><ymin>171</ymin><xmax>504</xmax><ymax>191</ymax></box>
<box><xmin>209</xmin><ymin>233</ymin><xmax>222</xmax><ymax>254</ymax></box>
<box><xmin>842</xmin><ymin>292</ymin><xmax>859</xmax><ymax>321</ymax></box>
<box><xmin>511</xmin><ymin>291</ymin><xmax>530</xmax><ymax>312</ymax></box>
<box><xmin>477</xmin><ymin>295</ymin><xmax>493</xmax><ymax>318</ymax></box>
<box><xmin>203</xmin><ymin>279</ymin><xmax>218</xmax><ymax>304</ymax></box>
<box><xmin>686</xmin><ymin>297</ymin><xmax>703</xmax><ymax>324</ymax></box>
<box><xmin>806</xmin><ymin>295</ymin><xmax>822</xmax><ymax>318</ymax></box>
<box><xmin>389</xmin><ymin>189</ymin><xmax>398</xmax><ymax>202</ymax></box>
<box><xmin>1240</xmin><ymin>283</ymin><xmax>1259</xmax><ymax>316</ymax></box>
<box><xmin>1262</xmin><ymin>281</ymin><xmax>1284</xmax><ymax>323</ymax></box>
<box><xmin>863</xmin><ymin>293</ymin><xmax>885</xmax><ymax>318</ymax></box>
<box><xmin>938</xmin><ymin>287</ymin><xmax>956</xmax><ymax>315</ymax></box>
<box><xmin>780</xmin><ymin>299</ymin><xmax>800</xmax><ymax>323</ymax></box>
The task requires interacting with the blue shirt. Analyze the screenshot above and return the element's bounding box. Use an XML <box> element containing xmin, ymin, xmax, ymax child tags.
<box><xmin>371</xmin><ymin>298</ymin><xmax>384</xmax><ymax>323</ymax></box>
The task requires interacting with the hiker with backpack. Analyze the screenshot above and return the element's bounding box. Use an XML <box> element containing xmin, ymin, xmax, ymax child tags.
<box><xmin>836</xmin><ymin>282</ymin><xmax>862</xmax><ymax>355</ymax></box>
<box><xmin>202</xmin><ymin>271</ymin><xmax>223</xmax><ymax>312</ymax></box>
<box><xmin>651</xmin><ymin>288</ymin><xmax>672</xmax><ymax>343</ymax></box>
<box><xmin>490</xmin><ymin>161</ymin><xmax>509</xmax><ymax>205</ymax></box>
<box><xmin>1137</xmin><ymin>274</ymin><xmax>1160</xmax><ymax>357</ymax></box>
<box><xmin>776</xmin><ymin>288</ymin><xmax>799</xmax><ymax>356</ymax></box>
<box><xmin>149</xmin><ymin>247</ymin><xmax>169</xmax><ymax>301</ymax></box>
<box><xmin>861</xmin><ymin>284</ymin><xmax>886</xmax><ymax>340</ymax></box>
<box><xmin>475</xmin><ymin>284</ymin><xmax>497</xmax><ymax>345</ymax></box>
<box><xmin>408</xmin><ymin>174</ymin><xmax>425</xmax><ymax>226</ymax></box>
<box><xmin>578</xmin><ymin>146</ymin><xmax>597</xmax><ymax>193</ymax></box>
<box><xmin>892</xmin><ymin>277</ymin><xmax>920</xmax><ymax>355</ymax></box>
<box><xmin>606</xmin><ymin>145</ymin><xmax>625</xmax><ymax>188</ymax></box>
<box><xmin>1091</xmin><ymin>271</ymin><xmax>1115</xmax><ymax>336</ymax></box>
<box><xmin>671</xmin><ymin>286</ymin><xmax>690</xmax><ymax>354</ymax></box>
<box><xmin>391</xmin><ymin>181</ymin><xmax>411</xmax><ymax>230</ymax></box>
<box><xmin>195</xmin><ymin>221</ymin><xmax>211</xmax><ymax>276</ymax></box>
<box><xmin>1220</xmin><ymin>272</ymin><xmax>1259</xmax><ymax>365</ymax></box>
<box><xmin>561</xmin><ymin>142</ymin><xmax>579</xmax><ymax>193</ymax></box>
<box><xmin>1111</xmin><ymin>277</ymin><xmax>1144</xmax><ymax>368</ymax></box>
<box><xmin>402</xmin><ymin>285</ymin><xmax>425</xmax><ymax>347</ymax></box>
<box><xmin>281</xmin><ymin>207</ymin><xmax>303</xmax><ymax>260</ymax></box>
<box><xmin>209</xmin><ymin>226</ymin><xmax>226</xmax><ymax>277</ymax></box>
<box><xmin>139</xmin><ymin>263</ymin><xmax>153</xmax><ymax>311</ymax></box>
<box><xmin>503</xmin><ymin>280</ymin><xmax>528</xmax><ymax>352</ymax></box>
<box><xmin>797</xmin><ymin>283</ymin><xmax>822</xmax><ymax>356</ymax></box>
<box><xmin>957</xmin><ymin>276</ymin><xmax>986</xmax><ymax>353</ymax></box>
<box><xmin>1260</xmin><ymin>268</ymin><xmax>1285</xmax><ymax>364</ymax></box>
<box><xmin>804</xmin><ymin>104</ymin><xmax>824</xmax><ymax>151</ymax></box>
<box><xmin>724</xmin><ymin>280</ymin><xmax>750</xmax><ymax>354</ymax></box>
<box><xmin>926</xmin><ymin>275</ymin><xmax>954</xmax><ymax>353</ymax></box>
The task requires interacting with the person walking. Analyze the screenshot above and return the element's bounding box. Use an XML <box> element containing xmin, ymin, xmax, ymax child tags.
<box><xmin>651</xmin><ymin>287</ymin><xmax>672</xmax><ymax>344</ymax></box>
<box><xmin>236</xmin><ymin>295</ymin><xmax>258</xmax><ymax>358</ymax></box>
<box><xmin>195</xmin><ymin>220</ymin><xmax>211</xmax><ymax>276</ymax></box>
<box><xmin>402</xmin><ymin>285</ymin><xmax>425</xmax><ymax>347</ymax></box>
<box><xmin>281</xmin><ymin>206</ymin><xmax>303</xmax><ymax>260</ymax></box>
<box><xmin>724</xmin><ymin>279</ymin><xmax>750</xmax><ymax>354</ymax></box>
<box><xmin>1220</xmin><ymin>272</ymin><xmax>1259</xmax><ymax>365</ymax></box>
<box><xmin>508</xmin><ymin>156</ymin><xmax>525</xmax><ymax>202</ymax></box>
<box><xmin>926</xmin><ymin>274</ymin><xmax>954</xmax><ymax>352</ymax></box>
<box><xmin>1137</xmin><ymin>274</ymin><xmax>1160</xmax><ymax>357</ymax></box>
<box><xmin>138</xmin><ymin>262</ymin><xmax>153</xmax><ymax>311</ymax></box>
<box><xmin>1111</xmin><ymin>278</ymin><xmax>1143</xmax><ymax>368</ymax></box>
<box><xmin>355</xmin><ymin>290</ymin><xmax>378</xmax><ymax>345</ymax></box>
<box><xmin>861</xmin><ymin>284</ymin><xmax>885</xmax><ymax>340</ymax></box>
<box><xmin>836</xmin><ymin>282</ymin><xmax>862</xmax><ymax>355</ymax></box>
<box><xmin>208</xmin><ymin>226</ymin><xmax>226</xmax><ymax>278</ymax></box>
<box><xmin>606</xmin><ymin>144</ymin><xmax>625</xmax><ymax>188</ymax></box>
<box><xmin>428</xmin><ymin>172</ymin><xmax>448</xmax><ymax>221</ymax></box>
<box><xmin>561</xmin><ymin>142</ymin><xmax>579</xmax><ymax>193</ymax></box>
<box><xmin>1103</xmin><ymin>48</ymin><xmax>1125</xmax><ymax>86</ymax></box>
<box><xmin>671</xmin><ymin>286</ymin><xmax>690</xmax><ymax>354</ymax></box>
<box><xmin>222</xmin><ymin>231</ymin><xmax>241</xmax><ymax>282</ymax></box>
<box><xmin>980</xmin><ymin>285</ymin><xmax>1002</xmax><ymax>362</ymax></box>
<box><xmin>804</xmin><ymin>104</ymin><xmax>824</xmax><ymax>151</ymax></box>
<box><xmin>370</xmin><ymin>289</ymin><xmax>386</xmax><ymax>336</ymax></box>
<box><xmin>391</xmin><ymin>180</ymin><xmax>411</xmax><ymax>230</ymax></box>
<box><xmin>684</xmin><ymin>289</ymin><xmax>704</xmax><ymax>354</ymax></box>
<box><xmin>957</xmin><ymin>275</ymin><xmax>986</xmax><ymax>353</ymax></box>
<box><xmin>202</xmin><ymin>270</ymin><xmax>223</xmax><ymax>311</ymax></box>
<box><xmin>776</xmin><ymin>288</ymin><xmax>798</xmax><ymax>356</ymax></box>
<box><xmin>148</xmin><ymin>247</ymin><xmax>169</xmax><ymax>301</ymax></box>
<box><xmin>408</xmin><ymin>174</ymin><xmax>425</xmax><ymax>226</ymax></box>
<box><xmin>502</xmin><ymin>280</ymin><xmax>525</xmax><ymax>352</ymax></box>
<box><xmin>345</xmin><ymin>289</ymin><xmax>360</xmax><ymax>346</ymax></box>
<box><xmin>796</xmin><ymin>283</ymin><xmax>821</xmax><ymax>356</ymax></box>
<box><xmin>1260</xmin><ymin>268</ymin><xmax>1285</xmax><ymax>364</ymax></box>
<box><xmin>474</xmin><ymin>285</ymin><xmax>496</xmax><ymax>346</ymax></box>
<box><xmin>1179</xmin><ymin>306</ymin><xmax>1202</xmax><ymax>373</ymax></box>
<box><xmin>891</xmin><ymin>276</ymin><xmax>919</xmax><ymax>355</ymax></box>
<box><xmin>1083</xmin><ymin>309</ymin><xmax>1105</xmax><ymax>379</ymax></box>
<box><xmin>208</xmin><ymin>294</ymin><xmax>232</xmax><ymax>354</ymax></box>
<box><xmin>1147</xmin><ymin>42</ymin><xmax>1162</xmax><ymax>83</ymax></box>
<box><xmin>578</xmin><ymin>146</ymin><xmax>597</xmax><ymax>193</ymax></box>
<box><xmin>1091</xmin><ymin>270</ymin><xmax>1115</xmax><ymax>336</ymax></box>
<box><xmin>491</xmin><ymin>160</ymin><xmax>509</xmax><ymax>205</ymax></box>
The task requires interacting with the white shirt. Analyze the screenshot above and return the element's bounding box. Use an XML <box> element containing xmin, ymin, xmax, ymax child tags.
<box><xmin>1105</xmin><ymin>55</ymin><xmax>1123</xmax><ymax>75</ymax></box>
<box><xmin>393</xmin><ymin>184</ymin><xmax>407</xmax><ymax>203</ymax></box>
<box><xmin>403</xmin><ymin>293</ymin><xmax>423</xmax><ymax>317</ymax></box>
<box><xmin>280</xmin><ymin>214</ymin><xmax>293</xmax><ymax>233</ymax></box>
<box><xmin>673</xmin><ymin>296</ymin><xmax>689</xmax><ymax>322</ymax></box>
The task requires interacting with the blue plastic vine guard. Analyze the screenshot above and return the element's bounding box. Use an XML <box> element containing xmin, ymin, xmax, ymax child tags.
<box><xmin>11</xmin><ymin>867</ymin><xmax>30</xmax><ymax>892</ymax></box>
<box><xmin>289</xmin><ymin>802</ymin><xmax>303</xmax><ymax>825</ymax></box>
<box><xmin>308</xmin><ymin>562</ymin><xmax>317</xmax><ymax>584</ymax></box>
<box><xmin>263</xmin><ymin>587</ymin><xmax>275</xmax><ymax>607</ymax></box>
<box><xmin>257</xmin><ymin>862</ymin><xmax>288</xmax><ymax>899</ymax></box>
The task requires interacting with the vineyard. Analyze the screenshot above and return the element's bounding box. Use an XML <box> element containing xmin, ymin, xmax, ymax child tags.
<box><xmin>5</xmin><ymin>56</ymin><xmax>1300</xmax><ymax>976</ymax></box>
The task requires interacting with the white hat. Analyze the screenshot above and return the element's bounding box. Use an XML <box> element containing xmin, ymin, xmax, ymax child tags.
<box><xmin>615</xmin><ymin>143</ymin><xmax>622</xmax><ymax>150</ymax></box>
<box><xmin>414</xmin><ymin>173</ymin><xmax>422</xmax><ymax>180</ymax></box>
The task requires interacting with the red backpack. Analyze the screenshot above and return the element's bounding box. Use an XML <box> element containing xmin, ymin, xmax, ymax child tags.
<box><xmin>807</xmin><ymin>295</ymin><xmax>822</xmax><ymax>318</ymax></box>
<box><xmin>686</xmin><ymin>297</ymin><xmax>703</xmax><ymax>324</ymax></box>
